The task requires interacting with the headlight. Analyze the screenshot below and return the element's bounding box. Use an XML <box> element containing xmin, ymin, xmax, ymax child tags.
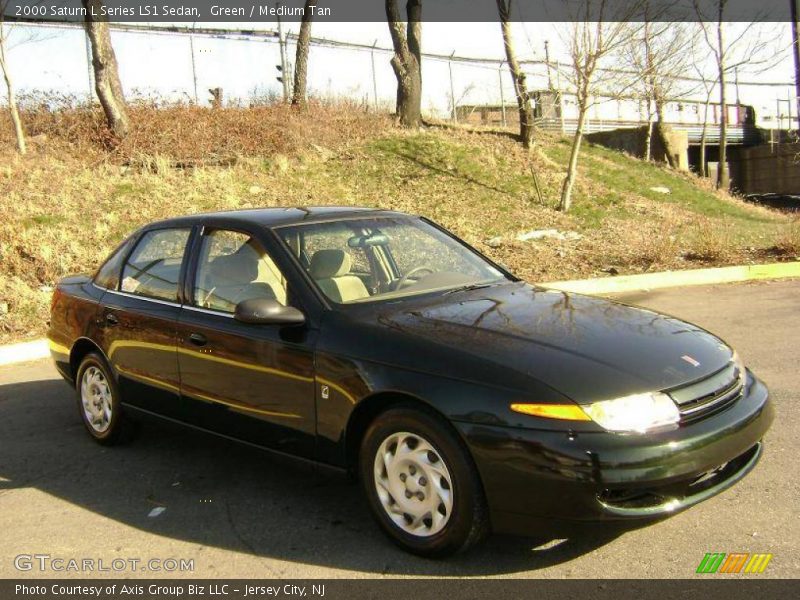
<box><xmin>582</xmin><ymin>392</ymin><xmax>679</xmax><ymax>434</ymax></box>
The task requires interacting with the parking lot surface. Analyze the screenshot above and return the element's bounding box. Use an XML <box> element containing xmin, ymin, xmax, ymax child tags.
<box><xmin>0</xmin><ymin>280</ymin><xmax>797</xmax><ymax>578</ymax></box>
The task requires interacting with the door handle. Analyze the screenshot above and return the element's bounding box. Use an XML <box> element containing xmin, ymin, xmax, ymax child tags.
<box><xmin>188</xmin><ymin>333</ymin><xmax>208</xmax><ymax>347</ymax></box>
<box><xmin>105</xmin><ymin>313</ymin><xmax>119</xmax><ymax>325</ymax></box>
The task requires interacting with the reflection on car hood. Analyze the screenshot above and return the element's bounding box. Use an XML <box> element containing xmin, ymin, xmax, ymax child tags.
<box><xmin>369</xmin><ymin>282</ymin><xmax>732</xmax><ymax>403</ymax></box>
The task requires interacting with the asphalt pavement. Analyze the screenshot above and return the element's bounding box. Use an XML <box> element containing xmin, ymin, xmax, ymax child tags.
<box><xmin>0</xmin><ymin>279</ymin><xmax>797</xmax><ymax>578</ymax></box>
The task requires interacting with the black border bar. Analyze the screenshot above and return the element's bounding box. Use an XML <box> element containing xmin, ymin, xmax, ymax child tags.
<box><xmin>4</xmin><ymin>579</ymin><xmax>800</xmax><ymax>600</ymax></box>
<box><xmin>2</xmin><ymin>0</ymin><xmax>797</xmax><ymax>24</ymax></box>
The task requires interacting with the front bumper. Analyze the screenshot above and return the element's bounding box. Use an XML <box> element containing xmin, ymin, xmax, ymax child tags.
<box><xmin>455</xmin><ymin>373</ymin><xmax>773</xmax><ymax>536</ymax></box>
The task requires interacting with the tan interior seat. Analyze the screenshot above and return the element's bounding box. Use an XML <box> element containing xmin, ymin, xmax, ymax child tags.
<box><xmin>204</xmin><ymin>246</ymin><xmax>277</xmax><ymax>311</ymax></box>
<box><xmin>309</xmin><ymin>249</ymin><xmax>370</xmax><ymax>303</ymax></box>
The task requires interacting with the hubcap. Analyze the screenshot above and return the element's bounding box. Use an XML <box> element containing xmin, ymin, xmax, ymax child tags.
<box><xmin>373</xmin><ymin>431</ymin><xmax>454</xmax><ymax>537</ymax></box>
<box><xmin>80</xmin><ymin>366</ymin><xmax>113</xmax><ymax>434</ymax></box>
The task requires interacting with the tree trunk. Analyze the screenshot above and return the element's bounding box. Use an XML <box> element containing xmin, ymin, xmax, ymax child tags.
<box><xmin>0</xmin><ymin>25</ymin><xmax>26</xmax><ymax>155</ymax></box>
<box><xmin>82</xmin><ymin>0</ymin><xmax>129</xmax><ymax>139</ymax></box>
<box><xmin>559</xmin><ymin>106</ymin><xmax>587</xmax><ymax>212</ymax></box>
<box><xmin>644</xmin><ymin>105</ymin><xmax>653</xmax><ymax>162</ymax></box>
<box><xmin>393</xmin><ymin>62</ymin><xmax>422</xmax><ymax>127</ymax></box>
<box><xmin>291</xmin><ymin>0</ymin><xmax>316</xmax><ymax>107</ymax></box>
<box><xmin>716</xmin><ymin>16</ymin><xmax>729</xmax><ymax>189</ymax></box>
<box><xmin>497</xmin><ymin>0</ymin><xmax>534</xmax><ymax>148</ymax></box>
<box><xmin>386</xmin><ymin>0</ymin><xmax>422</xmax><ymax>128</ymax></box>
<box><xmin>643</xmin><ymin>18</ymin><xmax>653</xmax><ymax>162</ymax></box>
<box><xmin>654</xmin><ymin>100</ymin><xmax>680</xmax><ymax>169</ymax></box>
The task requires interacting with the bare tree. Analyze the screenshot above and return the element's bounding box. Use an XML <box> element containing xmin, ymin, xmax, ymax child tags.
<box><xmin>82</xmin><ymin>0</ymin><xmax>129</xmax><ymax>139</ymax></box>
<box><xmin>693</xmin><ymin>1</ymin><xmax>784</xmax><ymax>189</ymax></box>
<box><xmin>707</xmin><ymin>2</ymin><xmax>730</xmax><ymax>189</ymax></box>
<box><xmin>496</xmin><ymin>0</ymin><xmax>534</xmax><ymax>148</ymax></box>
<box><xmin>291</xmin><ymin>0</ymin><xmax>316</xmax><ymax>107</ymax></box>
<box><xmin>0</xmin><ymin>0</ymin><xmax>26</xmax><ymax>154</ymax></box>
<box><xmin>386</xmin><ymin>0</ymin><xmax>422</xmax><ymax>128</ymax></box>
<box><xmin>558</xmin><ymin>1</ymin><xmax>643</xmax><ymax>212</ymax></box>
<box><xmin>691</xmin><ymin>61</ymin><xmax>719</xmax><ymax>178</ymax></box>
<box><xmin>447</xmin><ymin>82</ymin><xmax>475</xmax><ymax>121</ymax></box>
<box><xmin>625</xmin><ymin>8</ymin><xmax>696</xmax><ymax>166</ymax></box>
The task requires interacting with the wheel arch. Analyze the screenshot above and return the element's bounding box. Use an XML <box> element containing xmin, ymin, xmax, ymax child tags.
<box><xmin>69</xmin><ymin>338</ymin><xmax>110</xmax><ymax>381</ymax></box>
<box><xmin>344</xmin><ymin>391</ymin><xmax>433</xmax><ymax>472</ymax></box>
<box><xmin>344</xmin><ymin>390</ymin><xmax>476</xmax><ymax>479</ymax></box>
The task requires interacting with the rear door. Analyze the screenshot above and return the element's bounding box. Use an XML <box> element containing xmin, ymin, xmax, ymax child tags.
<box><xmin>176</xmin><ymin>226</ymin><xmax>318</xmax><ymax>458</ymax></box>
<box><xmin>97</xmin><ymin>227</ymin><xmax>192</xmax><ymax>419</ymax></box>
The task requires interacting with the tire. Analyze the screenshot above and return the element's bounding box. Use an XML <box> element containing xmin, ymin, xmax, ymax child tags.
<box><xmin>359</xmin><ymin>407</ymin><xmax>489</xmax><ymax>557</ymax></box>
<box><xmin>75</xmin><ymin>352</ymin><xmax>131</xmax><ymax>445</ymax></box>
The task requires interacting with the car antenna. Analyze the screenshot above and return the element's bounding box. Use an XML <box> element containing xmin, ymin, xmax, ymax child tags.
<box><xmin>291</xmin><ymin>206</ymin><xmax>312</xmax><ymax>219</ymax></box>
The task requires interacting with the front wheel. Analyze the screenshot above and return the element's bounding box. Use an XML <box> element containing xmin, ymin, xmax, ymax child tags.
<box><xmin>359</xmin><ymin>407</ymin><xmax>489</xmax><ymax>557</ymax></box>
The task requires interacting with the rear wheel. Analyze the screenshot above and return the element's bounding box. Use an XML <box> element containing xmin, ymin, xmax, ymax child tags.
<box><xmin>359</xmin><ymin>407</ymin><xmax>489</xmax><ymax>557</ymax></box>
<box><xmin>76</xmin><ymin>353</ymin><xmax>130</xmax><ymax>445</ymax></box>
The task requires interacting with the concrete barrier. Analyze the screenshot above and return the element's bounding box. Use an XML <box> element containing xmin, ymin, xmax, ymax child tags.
<box><xmin>729</xmin><ymin>143</ymin><xmax>800</xmax><ymax>195</ymax></box>
<box><xmin>586</xmin><ymin>125</ymin><xmax>689</xmax><ymax>170</ymax></box>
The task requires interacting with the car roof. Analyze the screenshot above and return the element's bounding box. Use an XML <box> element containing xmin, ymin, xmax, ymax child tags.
<box><xmin>145</xmin><ymin>206</ymin><xmax>413</xmax><ymax>230</ymax></box>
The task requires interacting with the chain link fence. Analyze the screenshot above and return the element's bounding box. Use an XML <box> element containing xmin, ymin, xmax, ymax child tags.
<box><xmin>3</xmin><ymin>21</ymin><xmax>798</xmax><ymax>132</ymax></box>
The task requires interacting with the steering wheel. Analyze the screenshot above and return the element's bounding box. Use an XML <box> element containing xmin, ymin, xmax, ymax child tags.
<box><xmin>396</xmin><ymin>266</ymin><xmax>435</xmax><ymax>290</ymax></box>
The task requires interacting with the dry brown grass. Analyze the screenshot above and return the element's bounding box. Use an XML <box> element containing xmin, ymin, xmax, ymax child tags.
<box><xmin>15</xmin><ymin>99</ymin><xmax>389</xmax><ymax>164</ymax></box>
<box><xmin>774</xmin><ymin>219</ymin><xmax>800</xmax><ymax>257</ymax></box>
<box><xmin>684</xmin><ymin>218</ymin><xmax>738</xmax><ymax>263</ymax></box>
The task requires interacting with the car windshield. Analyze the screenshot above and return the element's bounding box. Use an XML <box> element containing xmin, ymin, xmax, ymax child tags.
<box><xmin>278</xmin><ymin>217</ymin><xmax>508</xmax><ymax>304</ymax></box>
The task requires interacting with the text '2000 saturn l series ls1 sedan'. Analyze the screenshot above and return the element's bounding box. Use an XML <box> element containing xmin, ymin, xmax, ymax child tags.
<box><xmin>48</xmin><ymin>207</ymin><xmax>773</xmax><ymax>557</ymax></box>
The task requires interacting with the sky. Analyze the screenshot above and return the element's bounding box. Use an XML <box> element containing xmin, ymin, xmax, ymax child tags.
<box><xmin>2</xmin><ymin>20</ymin><xmax>798</xmax><ymax>123</ymax></box>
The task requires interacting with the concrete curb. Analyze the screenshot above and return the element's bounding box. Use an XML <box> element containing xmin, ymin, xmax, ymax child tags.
<box><xmin>0</xmin><ymin>339</ymin><xmax>49</xmax><ymax>367</ymax></box>
<box><xmin>545</xmin><ymin>261</ymin><xmax>800</xmax><ymax>295</ymax></box>
<box><xmin>0</xmin><ymin>261</ymin><xmax>798</xmax><ymax>369</ymax></box>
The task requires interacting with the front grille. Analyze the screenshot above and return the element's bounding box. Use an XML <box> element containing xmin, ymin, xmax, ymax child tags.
<box><xmin>668</xmin><ymin>363</ymin><xmax>744</xmax><ymax>424</ymax></box>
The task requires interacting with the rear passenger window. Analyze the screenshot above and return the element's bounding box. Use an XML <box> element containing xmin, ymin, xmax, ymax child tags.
<box><xmin>120</xmin><ymin>229</ymin><xmax>190</xmax><ymax>302</ymax></box>
<box><xmin>94</xmin><ymin>236</ymin><xmax>135</xmax><ymax>290</ymax></box>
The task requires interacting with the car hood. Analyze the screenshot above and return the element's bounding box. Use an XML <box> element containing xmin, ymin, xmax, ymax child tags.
<box><xmin>362</xmin><ymin>282</ymin><xmax>732</xmax><ymax>403</ymax></box>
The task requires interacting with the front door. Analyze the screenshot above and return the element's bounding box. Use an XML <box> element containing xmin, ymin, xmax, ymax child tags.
<box><xmin>176</xmin><ymin>228</ymin><xmax>317</xmax><ymax>458</ymax></box>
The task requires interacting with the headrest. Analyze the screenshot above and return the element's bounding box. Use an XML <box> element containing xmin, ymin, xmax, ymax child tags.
<box><xmin>210</xmin><ymin>246</ymin><xmax>259</xmax><ymax>284</ymax></box>
<box><xmin>310</xmin><ymin>249</ymin><xmax>351</xmax><ymax>279</ymax></box>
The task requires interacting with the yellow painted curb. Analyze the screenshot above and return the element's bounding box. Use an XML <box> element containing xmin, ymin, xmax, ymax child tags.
<box><xmin>545</xmin><ymin>261</ymin><xmax>800</xmax><ymax>295</ymax></box>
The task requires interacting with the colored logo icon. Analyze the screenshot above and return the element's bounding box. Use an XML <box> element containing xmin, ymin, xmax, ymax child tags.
<box><xmin>696</xmin><ymin>553</ymin><xmax>773</xmax><ymax>574</ymax></box>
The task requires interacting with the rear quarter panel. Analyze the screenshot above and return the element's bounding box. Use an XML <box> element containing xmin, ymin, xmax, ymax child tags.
<box><xmin>48</xmin><ymin>276</ymin><xmax>105</xmax><ymax>382</ymax></box>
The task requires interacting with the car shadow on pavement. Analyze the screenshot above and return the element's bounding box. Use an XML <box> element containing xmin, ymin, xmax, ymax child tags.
<box><xmin>0</xmin><ymin>378</ymin><xmax>637</xmax><ymax>576</ymax></box>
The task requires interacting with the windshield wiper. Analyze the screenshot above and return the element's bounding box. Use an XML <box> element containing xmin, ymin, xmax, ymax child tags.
<box><xmin>442</xmin><ymin>282</ymin><xmax>495</xmax><ymax>296</ymax></box>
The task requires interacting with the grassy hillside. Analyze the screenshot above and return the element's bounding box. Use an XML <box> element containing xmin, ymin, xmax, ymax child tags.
<box><xmin>0</xmin><ymin>103</ymin><xmax>796</xmax><ymax>343</ymax></box>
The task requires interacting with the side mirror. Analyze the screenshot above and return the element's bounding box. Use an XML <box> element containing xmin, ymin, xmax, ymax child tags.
<box><xmin>234</xmin><ymin>298</ymin><xmax>305</xmax><ymax>326</ymax></box>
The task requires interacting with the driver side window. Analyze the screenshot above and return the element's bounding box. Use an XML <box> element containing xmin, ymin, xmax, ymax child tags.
<box><xmin>193</xmin><ymin>230</ymin><xmax>288</xmax><ymax>313</ymax></box>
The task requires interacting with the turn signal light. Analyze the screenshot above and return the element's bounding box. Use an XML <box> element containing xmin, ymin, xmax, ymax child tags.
<box><xmin>510</xmin><ymin>403</ymin><xmax>591</xmax><ymax>421</ymax></box>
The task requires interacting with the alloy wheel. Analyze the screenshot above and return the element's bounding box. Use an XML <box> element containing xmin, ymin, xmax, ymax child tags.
<box><xmin>373</xmin><ymin>431</ymin><xmax>454</xmax><ymax>537</ymax></box>
<box><xmin>80</xmin><ymin>366</ymin><xmax>113</xmax><ymax>433</ymax></box>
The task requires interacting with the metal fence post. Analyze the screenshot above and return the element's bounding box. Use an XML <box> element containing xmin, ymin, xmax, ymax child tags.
<box><xmin>370</xmin><ymin>40</ymin><xmax>378</xmax><ymax>112</ymax></box>
<box><xmin>544</xmin><ymin>40</ymin><xmax>553</xmax><ymax>90</ymax></box>
<box><xmin>189</xmin><ymin>22</ymin><xmax>199</xmax><ymax>104</ymax></box>
<box><xmin>498</xmin><ymin>62</ymin><xmax>507</xmax><ymax>127</ymax></box>
<box><xmin>448</xmin><ymin>51</ymin><xmax>457</xmax><ymax>122</ymax></box>
<box><xmin>84</xmin><ymin>33</ymin><xmax>93</xmax><ymax>102</ymax></box>
<box><xmin>556</xmin><ymin>61</ymin><xmax>565</xmax><ymax>135</ymax></box>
